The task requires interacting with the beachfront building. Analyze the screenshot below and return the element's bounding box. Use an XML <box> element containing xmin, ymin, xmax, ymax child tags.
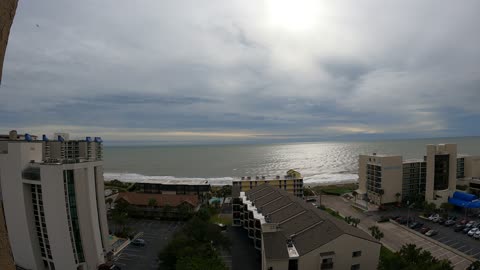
<box><xmin>232</xmin><ymin>170</ymin><xmax>304</xmax><ymax>199</ymax></box>
<box><xmin>114</xmin><ymin>192</ymin><xmax>199</xmax><ymax>219</ymax></box>
<box><xmin>0</xmin><ymin>131</ymin><xmax>110</xmax><ymax>270</ymax></box>
<box><xmin>358</xmin><ymin>143</ymin><xmax>480</xmax><ymax>206</ymax></box>
<box><xmin>133</xmin><ymin>180</ymin><xmax>210</xmax><ymax>203</ymax></box>
<box><xmin>235</xmin><ymin>184</ymin><xmax>380</xmax><ymax>270</ymax></box>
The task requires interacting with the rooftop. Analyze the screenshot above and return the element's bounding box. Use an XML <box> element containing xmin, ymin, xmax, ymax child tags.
<box><xmin>244</xmin><ymin>184</ymin><xmax>377</xmax><ymax>259</ymax></box>
<box><xmin>115</xmin><ymin>192</ymin><xmax>199</xmax><ymax>207</ymax></box>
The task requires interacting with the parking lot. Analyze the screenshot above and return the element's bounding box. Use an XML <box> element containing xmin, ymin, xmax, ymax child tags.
<box><xmin>322</xmin><ymin>195</ymin><xmax>475</xmax><ymax>269</ymax></box>
<box><xmin>111</xmin><ymin>219</ymin><xmax>183</xmax><ymax>270</ymax></box>
<box><xmin>383</xmin><ymin>208</ymin><xmax>480</xmax><ymax>261</ymax></box>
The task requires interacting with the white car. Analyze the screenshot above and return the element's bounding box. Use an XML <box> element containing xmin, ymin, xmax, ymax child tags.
<box><xmin>428</xmin><ymin>214</ymin><xmax>439</xmax><ymax>221</ymax></box>
<box><xmin>467</xmin><ymin>228</ymin><xmax>478</xmax><ymax>237</ymax></box>
<box><xmin>465</xmin><ymin>221</ymin><xmax>475</xmax><ymax>228</ymax></box>
<box><xmin>474</xmin><ymin>231</ymin><xmax>480</xmax><ymax>239</ymax></box>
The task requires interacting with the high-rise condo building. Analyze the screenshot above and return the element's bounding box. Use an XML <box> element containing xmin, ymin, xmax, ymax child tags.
<box><xmin>0</xmin><ymin>131</ymin><xmax>110</xmax><ymax>270</ymax></box>
<box><xmin>357</xmin><ymin>143</ymin><xmax>480</xmax><ymax>206</ymax></box>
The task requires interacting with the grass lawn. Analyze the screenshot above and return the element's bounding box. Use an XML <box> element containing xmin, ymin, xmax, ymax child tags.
<box><xmin>311</xmin><ymin>183</ymin><xmax>357</xmax><ymax>196</ymax></box>
<box><xmin>210</xmin><ymin>214</ymin><xmax>233</xmax><ymax>226</ymax></box>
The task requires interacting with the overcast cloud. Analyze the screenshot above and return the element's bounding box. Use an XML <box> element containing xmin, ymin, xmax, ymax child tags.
<box><xmin>1</xmin><ymin>0</ymin><xmax>480</xmax><ymax>143</ymax></box>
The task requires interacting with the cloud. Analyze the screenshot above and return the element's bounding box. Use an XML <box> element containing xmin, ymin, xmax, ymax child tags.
<box><xmin>1</xmin><ymin>0</ymin><xmax>480</xmax><ymax>143</ymax></box>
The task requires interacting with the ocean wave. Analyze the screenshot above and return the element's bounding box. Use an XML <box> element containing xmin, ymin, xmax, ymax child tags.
<box><xmin>303</xmin><ymin>173</ymin><xmax>358</xmax><ymax>186</ymax></box>
<box><xmin>104</xmin><ymin>172</ymin><xmax>358</xmax><ymax>186</ymax></box>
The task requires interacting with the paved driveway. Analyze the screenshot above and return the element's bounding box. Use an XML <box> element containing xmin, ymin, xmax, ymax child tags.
<box><xmin>111</xmin><ymin>219</ymin><xmax>183</xmax><ymax>270</ymax></box>
<box><xmin>321</xmin><ymin>195</ymin><xmax>474</xmax><ymax>270</ymax></box>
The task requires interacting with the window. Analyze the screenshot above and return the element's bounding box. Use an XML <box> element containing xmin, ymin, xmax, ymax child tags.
<box><xmin>352</xmin><ymin>251</ymin><xmax>362</xmax><ymax>257</ymax></box>
<box><xmin>321</xmin><ymin>258</ymin><xmax>333</xmax><ymax>269</ymax></box>
<box><xmin>351</xmin><ymin>264</ymin><xmax>360</xmax><ymax>270</ymax></box>
<box><xmin>288</xmin><ymin>259</ymin><xmax>298</xmax><ymax>270</ymax></box>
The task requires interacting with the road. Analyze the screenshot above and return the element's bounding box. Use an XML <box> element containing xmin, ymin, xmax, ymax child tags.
<box><xmin>321</xmin><ymin>195</ymin><xmax>474</xmax><ymax>270</ymax></box>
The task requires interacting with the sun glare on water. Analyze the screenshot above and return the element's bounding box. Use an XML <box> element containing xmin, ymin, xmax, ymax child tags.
<box><xmin>265</xmin><ymin>0</ymin><xmax>319</xmax><ymax>32</ymax></box>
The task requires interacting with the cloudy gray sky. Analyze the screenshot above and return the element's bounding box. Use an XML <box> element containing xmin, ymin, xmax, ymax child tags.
<box><xmin>2</xmin><ymin>0</ymin><xmax>480</xmax><ymax>143</ymax></box>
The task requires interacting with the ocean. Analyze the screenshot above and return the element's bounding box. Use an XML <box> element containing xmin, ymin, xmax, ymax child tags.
<box><xmin>103</xmin><ymin>137</ymin><xmax>480</xmax><ymax>186</ymax></box>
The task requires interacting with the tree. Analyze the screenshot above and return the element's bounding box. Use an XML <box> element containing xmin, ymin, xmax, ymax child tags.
<box><xmin>162</xmin><ymin>204</ymin><xmax>173</xmax><ymax>219</ymax></box>
<box><xmin>148</xmin><ymin>198</ymin><xmax>158</xmax><ymax>208</ymax></box>
<box><xmin>352</xmin><ymin>191</ymin><xmax>358</xmax><ymax>203</ymax></box>
<box><xmin>468</xmin><ymin>261</ymin><xmax>480</xmax><ymax>270</ymax></box>
<box><xmin>0</xmin><ymin>0</ymin><xmax>19</xmax><ymax>84</ymax></box>
<box><xmin>440</xmin><ymin>203</ymin><xmax>453</xmax><ymax>218</ymax></box>
<box><xmin>368</xmin><ymin>225</ymin><xmax>384</xmax><ymax>241</ymax></box>
<box><xmin>378</xmin><ymin>189</ymin><xmax>385</xmax><ymax>206</ymax></box>
<box><xmin>379</xmin><ymin>244</ymin><xmax>453</xmax><ymax>270</ymax></box>
<box><xmin>176</xmin><ymin>255</ymin><xmax>228</xmax><ymax>270</ymax></box>
<box><xmin>178</xmin><ymin>203</ymin><xmax>192</xmax><ymax>220</ymax></box>
<box><xmin>395</xmin><ymin>192</ymin><xmax>401</xmax><ymax>204</ymax></box>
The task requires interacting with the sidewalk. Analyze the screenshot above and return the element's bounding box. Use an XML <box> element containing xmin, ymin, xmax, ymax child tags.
<box><xmin>322</xmin><ymin>195</ymin><xmax>474</xmax><ymax>270</ymax></box>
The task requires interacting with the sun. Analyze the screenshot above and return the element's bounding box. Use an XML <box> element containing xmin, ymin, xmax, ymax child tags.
<box><xmin>265</xmin><ymin>0</ymin><xmax>319</xmax><ymax>32</ymax></box>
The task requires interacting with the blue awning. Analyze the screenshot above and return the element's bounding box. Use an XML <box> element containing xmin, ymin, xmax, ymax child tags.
<box><xmin>448</xmin><ymin>191</ymin><xmax>480</xmax><ymax>208</ymax></box>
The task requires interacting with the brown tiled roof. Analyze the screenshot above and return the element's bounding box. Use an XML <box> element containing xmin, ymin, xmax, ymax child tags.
<box><xmin>245</xmin><ymin>184</ymin><xmax>379</xmax><ymax>260</ymax></box>
<box><xmin>116</xmin><ymin>192</ymin><xmax>199</xmax><ymax>207</ymax></box>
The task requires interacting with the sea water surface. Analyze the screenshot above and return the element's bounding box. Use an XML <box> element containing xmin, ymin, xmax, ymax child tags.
<box><xmin>103</xmin><ymin>137</ymin><xmax>480</xmax><ymax>186</ymax></box>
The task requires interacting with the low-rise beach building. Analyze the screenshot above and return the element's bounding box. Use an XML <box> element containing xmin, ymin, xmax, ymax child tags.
<box><xmin>232</xmin><ymin>170</ymin><xmax>304</xmax><ymax>199</ymax></box>
<box><xmin>234</xmin><ymin>184</ymin><xmax>380</xmax><ymax>270</ymax></box>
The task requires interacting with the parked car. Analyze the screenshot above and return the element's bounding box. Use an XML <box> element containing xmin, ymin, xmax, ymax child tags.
<box><xmin>428</xmin><ymin>214</ymin><xmax>439</xmax><ymax>221</ymax></box>
<box><xmin>465</xmin><ymin>221</ymin><xmax>475</xmax><ymax>228</ymax></box>
<box><xmin>437</xmin><ymin>217</ymin><xmax>446</xmax><ymax>225</ymax></box>
<box><xmin>458</xmin><ymin>219</ymin><xmax>468</xmax><ymax>225</ymax></box>
<box><xmin>444</xmin><ymin>219</ymin><xmax>456</xmax><ymax>226</ymax></box>
<box><xmin>131</xmin><ymin>238</ymin><xmax>146</xmax><ymax>246</ymax></box>
<box><xmin>463</xmin><ymin>226</ymin><xmax>472</xmax><ymax>234</ymax></box>
<box><xmin>454</xmin><ymin>224</ymin><xmax>465</xmax><ymax>232</ymax></box>
<box><xmin>425</xmin><ymin>230</ymin><xmax>438</xmax><ymax>236</ymax></box>
<box><xmin>468</xmin><ymin>228</ymin><xmax>479</xmax><ymax>237</ymax></box>
<box><xmin>419</xmin><ymin>227</ymin><xmax>431</xmax><ymax>234</ymax></box>
<box><xmin>411</xmin><ymin>222</ymin><xmax>424</xmax><ymax>229</ymax></box>
<box><xmin>474</xmin><ymin>231</ymin><xmax>480</xmax><ymax>240</ymax></box>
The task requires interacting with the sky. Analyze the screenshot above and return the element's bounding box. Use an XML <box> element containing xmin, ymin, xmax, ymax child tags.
<box><xmin>2</xmin><ymin>0</ymin><xmax>480</xmax><ymax>144</ymax></box>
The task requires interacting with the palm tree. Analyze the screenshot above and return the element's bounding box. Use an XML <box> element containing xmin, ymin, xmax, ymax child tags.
<box><xmin>148</xmin><ymin>198</ymin><xmax>157</xmax><ymax>208</ymax></box>
<box><xmin>395</xmin><ymin>193</ymin><xmax>401</xmax><ymax>205</ymax></box>
<box><xmin>378</xmin><ymin>189</ymin><xmax>385</xmax><ymax>206</ymax></box>
<box><xmin>352</xmin><ymin>191</ymin><xmax>358</xmax><ymax>203</ymax></box>
<box><xmin>368</xmin><ymin>225</ymin><xmax>384</xmax><ymax>241</ymax></box>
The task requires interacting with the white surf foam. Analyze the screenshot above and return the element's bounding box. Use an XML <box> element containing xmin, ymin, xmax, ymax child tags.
<box><xmin>104</xmin><ymin>172</ymin><xmax>234</xmax><ymax>186</ymax></box>
<box><xmin>104</xmin><ymin>172</ymin><xmax>358</xmax><ymax>186</ymax></box>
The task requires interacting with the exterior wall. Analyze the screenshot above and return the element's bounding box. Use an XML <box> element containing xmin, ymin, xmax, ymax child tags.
<box><xmin>426</xmin><ymin>144</ymin><xmax>457</xmax><ymax>205</ymax></box>
<box><xmin>0</xmin><ymin>143</ymin><xmax>43</xmax><ymax>269</ymax></box>
<box><xmin>40</xmin><ymin>166</ymin><xmax>78</xmax><ymax>270</ymax></box>
<box><xmin>94</xmin><ymin>166</ymin><xmax>110</xmax><ymax>253</ymax></box>
<box><xmin>360</xmin><ymin>155</ymin><xmax>403</xmax><ymax>205</ymax></box>
<box><xmin>401</xmin><ymin>161</ymin><xmax>427</xmax><ymax>203</ymax></box>
<box><xmin>0</xmin><ymin>140</ymin><xmax>108</xmax><ymax>270</ymax></box>
<box><xmin>357</xmin><ymin>155</ymin><xmax>368</xmax><ymax>196</ymax></box>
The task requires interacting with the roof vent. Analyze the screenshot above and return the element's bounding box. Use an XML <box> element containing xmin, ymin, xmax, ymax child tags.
<box><xmin>94</xmin><ymin>137</ymin><xmax>103</xmax><ymax>143</ymax></box>
<box><xmin>86</xmin><ymin>136</ymin><xmax>92</xmax><ymax>142</ymax></box>
<box><xmin>42</xmin><ymin>134</ymin><xmax>48</xmax><ymax>141</ymax></box>
<box><xmin>262</xmin><ymin>176</ymin><xmax>266</xmax><ymax>179</ymax></box>
<box><xmin>247</xmin><ymin>176</ymin><xmax>251</xmax><ymax>180</ymax></box>
<box><xmin>25</xmin><ymin>133</ymin><xmax>32</xmax><ymax>142</ymax></box>
<box><xmin>373</xmin><ymin>152</ymin><xmax>377</xmax><ymax>156</ymax></box>
<box><xmin>256</xmin><ymin>176</ymin><xmax>259</xmax><ymax>180</ymax></box>
<box><xmin>276</xmin><ymin>175</ymin><xmax>280</xmax><ymax>179</ymax></box>
<box><xmin>286</xmin><ymin>238</ymin><xmax>294</xmax><ymax>247</ymax></box>
<box><xmin>57</xmin><ymin>135</ymin><xmax>65</xmax><ymax>142</ymax></box>
<box><xmin>241</xmin><ymin>176</ymin><xmax>245</xmax><ymax>180</ymax></box>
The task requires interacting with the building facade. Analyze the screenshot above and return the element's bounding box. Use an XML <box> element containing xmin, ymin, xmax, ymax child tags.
<box><xmin>358</xmin><ymin>143</ymin><xmax>480</xmax><ymax>206</ymax></box>
<box><xmin>0</xmin><ymin>131</ymin><xmax>110</xmax><ymax>270</ymax></box>
<box><xmin>233</xmin><ymin>184</ymin><xmax>380</xmax><ymax>270</ymax></box>
<box><xmin>232</xmin><ymin>173</ymin><xmax>304</xmax><ymax>199</ymax></box>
